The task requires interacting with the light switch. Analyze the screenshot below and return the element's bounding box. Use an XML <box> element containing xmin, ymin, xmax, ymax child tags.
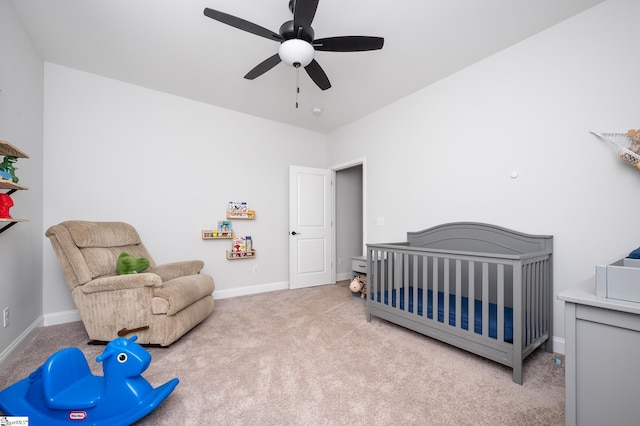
<box><xmin>376</xmin><ymin>217</ymin><xmax>385</xmax><ymax>227</ymax></box>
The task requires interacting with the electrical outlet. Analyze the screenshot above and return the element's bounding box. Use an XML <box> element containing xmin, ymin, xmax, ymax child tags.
<box><xmin>3</xmin><ymin>307</ymin><xmax>9</xmax><ymax>328</ymax></box>
<box><xmin>253</xmin><ymin>265</ymin><xmax>259</xmax><ymax>274</ymax></box>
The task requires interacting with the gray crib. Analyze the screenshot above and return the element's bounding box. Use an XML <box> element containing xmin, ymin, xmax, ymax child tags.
<box><xmin>366</xmin><ymin>222</ymin><xmax>553</xmax><ymax>384</ymax></box>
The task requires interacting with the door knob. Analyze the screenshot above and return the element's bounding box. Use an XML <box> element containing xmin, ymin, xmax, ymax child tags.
<box><xmin>291</xmin><ymin>231</ymin><xmax>301</xmax><ymax>235</ymax></box>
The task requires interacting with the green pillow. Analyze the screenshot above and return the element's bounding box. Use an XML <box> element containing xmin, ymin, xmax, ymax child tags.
<box><xmin>116</xmin><ymin>252</ymin><xmax>150</xmax><ymax>275</ymax></box>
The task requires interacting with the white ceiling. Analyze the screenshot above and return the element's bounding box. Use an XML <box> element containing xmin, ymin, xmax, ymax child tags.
<box><xmin>10</xmin><ymin>0</ymin><xmax>605</xmax><ymax>133</ymax></box>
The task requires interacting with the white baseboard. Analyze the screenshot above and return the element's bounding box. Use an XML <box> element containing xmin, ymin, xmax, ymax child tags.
<box><xmin>0</xmin><ymin>316</ymin><xmax>44</xmax><ymax>374</ymax></box>
<box><xmin>553</xmin><ymin>336</ymin><xmax>565</xmax><ymax>355</ymax></box>
<box><xmin>44</xmin><ymin>309</ymin><xmax>81</xmax><ymax>326</ymax></box>
<box><xmin>336</xmin><ymin>272</ymin><xmax>352</xmax><ymax>282</ymax></box>
<box><xmin>213</xmin><ymin>281</ymin><xmax>290</xmax><ymax>300</ymax></box>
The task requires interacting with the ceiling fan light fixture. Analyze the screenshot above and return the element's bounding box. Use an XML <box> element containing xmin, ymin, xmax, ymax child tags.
<box><xmin>279</xmin><ymin>39</ymin><xmax>314</xmax><ymax>68</ymax></box>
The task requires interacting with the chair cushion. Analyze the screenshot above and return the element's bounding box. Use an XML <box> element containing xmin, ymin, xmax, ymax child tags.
<box><xmin>65</xmin><ymin>221</ymin><xmax>141</xmax><ymax>248</ymax></box>
<box><xmin>146</xmin><ymin>260</ymin><xmax>204</xmax><ymax>282</ymax></box>
<box><xmin>152</xmin><ymin>274</ymin><xmax>214</xmax><ymax>316</ymax></box>
<box><xmin>81</xmin><ymin>246</ymin><xmax>153</xmax><ymax>279</ymax></box>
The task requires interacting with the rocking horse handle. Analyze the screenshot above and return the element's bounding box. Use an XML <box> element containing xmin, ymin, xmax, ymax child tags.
<box><xmin>117</xmin><ymin>326</ymin><xmax>150</xmax><ymax>337</ymax></box>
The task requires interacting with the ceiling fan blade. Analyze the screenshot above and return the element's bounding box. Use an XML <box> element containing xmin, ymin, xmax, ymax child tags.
<box><xmin>204</xmin><ymin>8</ymin><xmax>283</xmax><ymax>42</ymax></box>
<box><xmin>304</xmin><ymin>59</ymin><xmax>331</xmax><ymax>90</ymax></box>
<box><xmin>244</xmin><ymin>54</ymin><xmax>282</xmax><ymax>80</ymax></box>
<box><xmin>313</xmin><ymin>36</ymin><xmax>384</xmax><ymax>52</ymax></box>
<box><xmin>293</xmin><ymin>0</ymin><xmax>319</xmax><ymax>33</ymax></box>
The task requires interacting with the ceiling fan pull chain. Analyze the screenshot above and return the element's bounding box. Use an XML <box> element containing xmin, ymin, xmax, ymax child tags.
<box><xmin>295</xmin><ymin>65</ymin><xmax>300</xmax><ymax>108</ymax></box>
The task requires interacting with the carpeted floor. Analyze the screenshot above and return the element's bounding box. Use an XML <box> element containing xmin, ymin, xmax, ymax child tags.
<box><xmin>0</xmin><ymin>282</ymin><xmax>565</xmax><ymax>425</ymax></box>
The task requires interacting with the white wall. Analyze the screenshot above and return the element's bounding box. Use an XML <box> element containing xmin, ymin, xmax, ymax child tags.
<box><xmin>327</xmin><ymin>0</ymin><xmax>640</xmax><ymax>351</ymax></box>
<box><xmin>0</xmin><ymin>0</ymin><xmax>44</xmax><ymax>361</ymax></box>
<box><xmin>42</xmin><ymin>63</ymin><xmax>326</xmax><ymax>319</ymax></box>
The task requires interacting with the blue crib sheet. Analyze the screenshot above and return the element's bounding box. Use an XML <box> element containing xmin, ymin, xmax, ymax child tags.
<box><xmin>375</xmin><ymin>287</ymin><xmax>513</xmax><ymax>343</ymax></box>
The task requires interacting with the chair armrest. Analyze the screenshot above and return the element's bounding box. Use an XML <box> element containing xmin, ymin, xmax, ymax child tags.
<box><xmin>81</xmin><ymin>273</ymin><xmax>162</xmax><ymax>294</ymax></box>
<box><xmin>146</xmin><ymin>260</ymin><xmax>205</xmax><ymax>282</ymax></box>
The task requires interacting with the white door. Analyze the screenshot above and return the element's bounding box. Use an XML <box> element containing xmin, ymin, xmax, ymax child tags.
<box><xmin>289</xmin><ymin>166</ymin><xmax>334</xmax><ymax>289</ymax></box>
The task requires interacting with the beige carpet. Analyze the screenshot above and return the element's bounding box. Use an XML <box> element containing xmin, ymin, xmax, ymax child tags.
<box><xmin>0</xmin><ymin>282</ymin><xmax>565</xmax><ymax>425</ymax></box>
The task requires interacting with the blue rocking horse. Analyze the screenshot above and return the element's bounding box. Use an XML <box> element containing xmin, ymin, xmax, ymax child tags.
<box><xmin>0</xmin><ymin>336</ymin><xmax>179</xmax><ymax>425</ymax></box>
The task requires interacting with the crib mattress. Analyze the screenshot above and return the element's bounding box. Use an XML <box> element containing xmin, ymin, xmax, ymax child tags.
<box><xmin>375</xmin><ymin>287</ymin><xmax>513</xmax><ymax>343</ymax></box>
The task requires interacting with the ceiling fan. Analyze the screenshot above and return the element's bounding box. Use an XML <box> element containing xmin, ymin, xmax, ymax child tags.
<box><xmin>203</xmin><ymin>0</ymin><xmax>384</xmax><ymax>92</ymax></box>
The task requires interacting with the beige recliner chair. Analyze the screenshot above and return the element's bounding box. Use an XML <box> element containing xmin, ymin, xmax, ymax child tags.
<box><xmin>46</xmin><ymin>220</ymin><xmax>215</xmax><ymax>346</ymax></box>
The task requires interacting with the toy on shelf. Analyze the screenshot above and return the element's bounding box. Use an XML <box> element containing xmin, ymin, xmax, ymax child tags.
<box><xmin>227</xmin><ymin>201</ymin><xmax>255</xmax><ymax>219</ymax></box>
<box><xmin>216</xmin><ymin>220</ymin><xmax>233</xmax><ymax>237</ymax></box>
<box><xmin>226</xmin><ymin>235</ymin><xmax>256</xmax><ymax>259</ymax></box>
<box><xmin>202</xmin><ymin>229</ymin><xmax>233</xmax><ymax>239</ymax></box>
<box><xmin>0</xmin><ymin>193</ymin><xmax>13</xmax><ymax>219</ymax></box>
<box><xmin>0</xmin><ymin>156</ymin><xmax>19</xmax><ymax>183</ymax></box>
<box><xmin>0</xmin><ymin>336</ymin><xmax>179</xmax><ymax>425</ymax></box>
<box><xmin>202</xmin><ymin>221</ymin><xmax>234</xmax><ymax>239</ymax></box>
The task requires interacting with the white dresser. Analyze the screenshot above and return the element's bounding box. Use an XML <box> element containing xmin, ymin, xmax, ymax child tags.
<box><xmin>559</xmin><ymin>282</ymin><xmax>640</xmax><ymax>426</ymax></box>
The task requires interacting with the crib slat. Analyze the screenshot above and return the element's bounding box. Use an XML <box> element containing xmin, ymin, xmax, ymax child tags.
<box><xmin>422</xmin><ymin>256</ymin><xmax>428</xmax><ymax>319</ymax></box>
<box><xmin>468</xmin><ymin>261</ymin><xmax>475</xmax><ymax>337</ymax></box>
<box><xmin>531</xmin><ymin>262</ymin><xmax>538</xmax><ymax>344</ymax></box>
<box><xmin>382</xmin><ymin>250</ymin><xmax>388</xmax><ymax>306</ymax></box>
<box><xmin>432</xmin><ymin>257</ymin><xmax>438</xmax><ymax>323</ymax></box>
<box><xmin>396</xmin><ymin>252</ymin><xmax>402</xmax><ymax>309</ymax></box>
<box><xmin>443</xmin><ymin>258</ymin><xmax>450</xmax><ymax>325</ymax></box>
<box><xmin>412</xmin><ymin>254</ymin><xmax>419</xmax><ymax>316</ymax></box>
<box><xmin>536</xmin><ymin>260</ymin><xmax>544</xmax><ymax>340</ymax></box>
<box><xmin>455</xmin><ymin>259</ymin><xmax>462</xmax><ymax>330</ymax></box>
<box><xmin>525</xmin><ymin>262</ymin><xmax>531</xmax><ymax>345</ymax></box>
<box><xmin>497</xmin><ymin>263</ymin><xmax>504</xmax><ymax>342</ymax></box>
<box><xmin>527</xmin><ymin>263</ymin><xmax>533</xmax><ymax>346</ymax></box>
<box><xmin>402</xmin><ymin>253</ymin><xmax>409</xmax><ymax>312</ymax></box>
<box><xmin>482</xmin><ymin>262</ymin><xmax>489</xmax><ymax>337</ymax></box>
<box><xmin>367</xmin><ymin>250</ymin><xmax>380</xmax><ymax>298</ymax></box>
<box><xmin>538</xmin><ymin>260</ymin><xmax>545</xmax><ymax>339</ymax></box>
<box><xmin>543</xmin><ymin>259</ymin><xmax>549</xmax><ymax>337</ymax></box>
<box><xmin>390</xmin><ymin>251</ymin><xmax>395</xmax><ymax>302</ymax></box>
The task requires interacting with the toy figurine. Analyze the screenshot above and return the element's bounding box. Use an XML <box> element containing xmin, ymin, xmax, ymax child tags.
<box><xmin>0</xmin><ymin>194</ymin><xmax>13</xmax><ymax>219</ymax></box>
<box><xmin>0</xmin><ymin>156</ymin><xmax>19</xmax><ymax>183</ymax></box>
<box><xmin>0</xmin><ymin>336</ymin><xmax>179</xmax><ymax>425</ymax></box>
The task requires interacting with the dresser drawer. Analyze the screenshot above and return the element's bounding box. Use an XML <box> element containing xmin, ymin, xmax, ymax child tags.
<box><xmin>351</xmin><ymin>256</ymin><xmax>367</xmax><ymax>274</ymax></box>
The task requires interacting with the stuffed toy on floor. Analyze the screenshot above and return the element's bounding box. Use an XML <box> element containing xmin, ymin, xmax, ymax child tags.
<box><xmin>350</xmin><ymin>275</ymin><xmax>367</xmax><ymax>298</ymax></box>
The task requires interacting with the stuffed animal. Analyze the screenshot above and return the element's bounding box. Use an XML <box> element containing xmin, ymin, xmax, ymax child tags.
<box><xmin>350</xmin><ymin>275</ymin><xmax>367</xmax><ymax>298</ymax></box>
<box><xmin>116</xmin><ymin>252</ymin><xmax>150</xmax><ymax>275</ymax></box>
<box><xmin>0</xmin><ymin>193</ymin><xmax>13</xmax><ymax>219</ymax></box>
<box><xmin>624</xmin><ymin>129</ymin><xmax>640</xmax><ymax>168</ymax></box>
<box><xmin>0</xmin><ymin>156</ymin><xmax>19</xmax><ymax>183</ymax></box>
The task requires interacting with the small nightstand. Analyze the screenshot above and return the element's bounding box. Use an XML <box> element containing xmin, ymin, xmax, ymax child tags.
<box><xmin>351</xmin><ymin>256</ymin><xmax>367</xmax><ymax>279</ymax></box>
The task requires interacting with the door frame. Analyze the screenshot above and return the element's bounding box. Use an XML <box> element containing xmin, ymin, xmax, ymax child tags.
<box><xmin>330</xmin><ymin>157</ymin><xmax>367</xmax><ymax>261</ymax></box>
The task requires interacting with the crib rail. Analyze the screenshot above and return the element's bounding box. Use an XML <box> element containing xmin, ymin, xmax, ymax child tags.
<box><xmin>366</xmin><ymin>243</ymin><xmax>552</xmax><ymax>384</ymax></box>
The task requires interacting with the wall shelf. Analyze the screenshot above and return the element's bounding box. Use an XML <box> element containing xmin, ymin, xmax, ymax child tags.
<box><xmin>0</xmin><ymin>181</ymin><xmax>28</xmax><ymax>191</ymax></box>
<box><xmin>1</xmin><ymin>140</ymin><xmax>29</xmax><ymax>234</ymax></box>
<box><xmin>226</xmin><ymin>250</ymin><xmax>256</xmax><ymax>260</ymax></box>
<box><xmin>226</xmin><ymin>211</ymin><xmax>256</xmax><ymax>220</ymax></box>
<box><xmin>201</xmin><ymin>230</ymin><xmax>234</xmax><ymax>239</ymax></box>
